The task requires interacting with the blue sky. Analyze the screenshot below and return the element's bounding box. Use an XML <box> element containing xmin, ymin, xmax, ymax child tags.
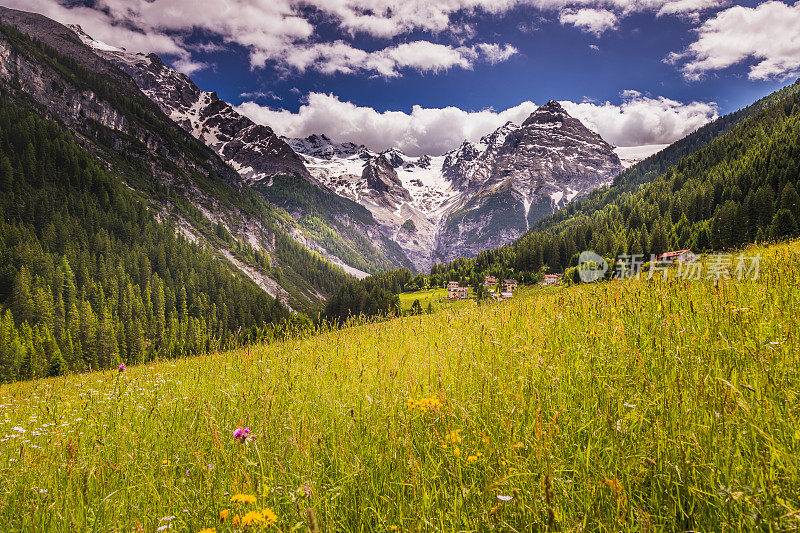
<box><xmin>8</xmin><ymin>0</ymin><xmax>800</xmax><ymax>155</ymax></box>
<box><xmin>190</xmin><ymin>1</ymin><xmax>783</xmax><ymax>113</ymax></box>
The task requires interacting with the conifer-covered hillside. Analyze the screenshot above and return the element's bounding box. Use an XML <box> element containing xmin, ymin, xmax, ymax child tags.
<box><xmin>0</xmin><ymin>15</ymin><xmax>356</xmax><ymax>313</ymax></box>
<box><xmin>0</xmin><ymin>98</ymin><xmax>292</xmax><ymax>382</ymax></box>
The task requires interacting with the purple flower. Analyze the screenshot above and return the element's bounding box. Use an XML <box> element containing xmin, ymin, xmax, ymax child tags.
<box><xmin>233</xmin><ymin>427</ymin><xmax>251</xmax><ymax>443</ymax></box>
<box><xmin>118</xmin><ymin>363</ymin><xmax>126</xmax><ymax>372</ymax></box>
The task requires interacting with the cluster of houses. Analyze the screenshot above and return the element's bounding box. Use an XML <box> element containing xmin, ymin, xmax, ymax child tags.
<box><xmin>446</xmin><ymin>277</ymin><xmax>519</xmax><ymax>301</ymax></box>
<box><xmin>536</xmin><ymin>249</ymin><xmax>696</xmax><ymax>287</ymax></box>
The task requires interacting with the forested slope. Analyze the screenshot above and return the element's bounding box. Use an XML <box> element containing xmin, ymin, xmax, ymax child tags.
<box><xmin>0</xmin><ymin>98</ymin><xmax>291</xmax><ymax>382</ymax></box>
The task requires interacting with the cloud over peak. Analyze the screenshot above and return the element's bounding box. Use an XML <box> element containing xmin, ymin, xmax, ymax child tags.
<box><xmin>236</xmin><ymin>91</ymin><xmax>718</xmax><ymax>157</ymax></box>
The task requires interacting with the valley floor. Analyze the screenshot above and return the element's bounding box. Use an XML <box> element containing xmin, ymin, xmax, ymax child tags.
<box><xmin>1</xmin><ymin>241</ymin><xmax>799</xmax><ymax>531</ymax></box>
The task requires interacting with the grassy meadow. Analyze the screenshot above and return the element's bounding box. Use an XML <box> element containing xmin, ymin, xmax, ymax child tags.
<box><xmin>398</xmin><ymin>288</ymin><xmax>475</xmax><ymax>313</ymax></box>
<box><xmin>398</xmin><ymin>288</ymin><xmax>448</xmax><ymax>311</ymax></box>
<box><xmin>1</xmin><ymin>241</ymin><xmax>799</xmax><ymax>532</ymax></box>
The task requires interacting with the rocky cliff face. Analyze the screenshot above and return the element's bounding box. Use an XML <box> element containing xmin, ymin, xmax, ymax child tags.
<box><xmin>296</xmin><ymin>102</ymin><xmax>623</xmax><ymax>269</ymax></box>
<box><xmin>433</xmin><ymin>101</ymin><xmax>623</xmax><ymax>262</ymax></box>
<box><xmin>68</xmin><ymin>26</ymin><xmax>312</xmax><ymax>184</ymax></box>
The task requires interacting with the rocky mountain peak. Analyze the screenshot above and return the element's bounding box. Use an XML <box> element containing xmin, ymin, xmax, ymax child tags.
<box><xmin>362</xmin><ymin>155</ymin><xmax>412</xmax><ymax>203</ymax></box>
<box><xmin>521</xmin><ymin>100</ymin><xmax>574</xmax><ymax>128</ymax></box>
<box><xmin>382</xmin><ymin>148</ymin><xmax>407</xmax><ymax>168</ymax></box>
<box><xmin>284</xmin><ymin>134</ymin><xmax>364</xmax><ymax>160</ymax></box>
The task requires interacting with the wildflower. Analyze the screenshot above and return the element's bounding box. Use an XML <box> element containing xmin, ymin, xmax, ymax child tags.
<box><xmin>118</xmin><ymin>363</ymin><xmax>125</xmax><ymax>372</ymax></box>
<box><xmin>512</xmin><ymin>442</ymin><xmax>524</xmax><ymax>449</ymax></box>
<box><xmin>405</xmin><ymin>396</ymin><xmax>442</xmax><ymax>411</ymax></box>
<box><xmin>453</xmin><ymin>446</ymin><xmax>461</xmax><ymax>457</ymax></box>
<box><xmin>233</xmin><ymin>427</ymin><xmax>251</xmax><ymax>443</ymax></box>
<box><xmin>232</xmin><ymin>515</ymin><xmax>241</xmax><ymax>527</ymax></box>
<box><xmin>219</xmin><ymin>509</ymin><xmax>229</xmax><ymax>521</ymax></box>
<box><xmin>296</xmin><ymin>485</ymin><xmax>312</xmax><ymax>498</ymax></box>
<box><xmin>241</xmin><ymin>510</ymin><xmax>264</xmax><ymax>527</ymax></box>
<box><xmin>467</xmin><ymin>455</ymin><xmax>478</xmax><ymax>463</ymax></box>
<box><xmin>262</xmin><ymin>508</ymin><xmax>278</xmax><ymax>526</ymax></box>
<box><xmin>230</xmin><ymin>494</ymin><xmax>257</xmax><ymax>504</ymax></box>
<box><xmin>444</xmin><ymin>430</ymin><xmax>462</xmax><ymax>444</ymax></box>
<box><xmin>197</xmin><ymin>529</ymin><xmax>216</xmax><ymax>533</ymax></box>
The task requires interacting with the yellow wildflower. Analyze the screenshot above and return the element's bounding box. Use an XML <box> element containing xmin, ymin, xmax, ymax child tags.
<box><xmin>453</xmin><ymin>446</ymin><xmax>460</xmax><ymax>457</ymax></box>
<box><xmin>197</xmin><ymin>529</ymin><xmax>216</xmax><ymax>533</ymax></box>
<box><xmin>262</xmin><ymin>507</ymin><xmax>278</xmax><ymax>526</ymax></box>
<box><xmin>467</xmin><ymin>455</ymin><xmax>478</xmax><ymax>463</ymax></box>
<box><xmin>405</xmin><ymin>396</ymin><xmax>442</xmax><ymax>411</ymax></box>
<box><xmin>241</xmin><ymin>510</ymin><xmax>265</xmax><ymax>527</ymax></box>
<box><xmin>219</xmin><ymin>509</ymin><xmax>229</xmax><ymax>522</ymax></box>
<box><xmin>231</xmin><ymin>494</ymin><xmax>257</xmax><ymax>504</ymax></box>
<box><xmin>232</xmin><ymin>515</ymin><xmax>241</xmax><ymax>527</ymax></box>
<box><xmin>444</xmin><ymin>430</ymin><xmax>462</xmax><ymax>444</ymax></box>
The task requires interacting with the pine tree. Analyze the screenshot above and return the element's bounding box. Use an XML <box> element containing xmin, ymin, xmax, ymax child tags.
<box><xmin>781</xmin><ymin>182</ymin><xmax>800</xmax><ymax>218</ymax></box>
<box><xmin>0</xmin><ymin>153</ymin><xmax>12</xmax><ymax>191</ymax></box>
<box><xmin>12</xmin><ymin>266</ymin><xmax>34</xmax><ymax>325</ymax></box>
<box><xmin>771</xmin><ymin>209</ymin><xmax>799</xmax><ymax>238</ymax></box>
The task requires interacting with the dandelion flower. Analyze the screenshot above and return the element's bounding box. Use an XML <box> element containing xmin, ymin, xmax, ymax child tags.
<box><xmin>262</xmin><ymin>507</ymin><xmax>278</xmax><ymax>526</ymax></box>
<box><xmin>231</xmin><ymin>494</ymin><xmax>257</xmax><ymax>504</ymax></box>
<box><xmin>241</xmin><ymin>510</ymin><xmax>265</xmax><ymax>526</ymax></box>
<box><xmin>197</xmin><ymin>529</ymin><xmax>216</xmax><ymax>533</ymax></box>
<box><xmin>219</xmin><ymin>509</ymin><xmax>229</xmax><ymax>521</ymax></box>
<box><xmin>232</xmin><ymin>515</ymin><xmax>241</xmax><ymax>527</ymax></box>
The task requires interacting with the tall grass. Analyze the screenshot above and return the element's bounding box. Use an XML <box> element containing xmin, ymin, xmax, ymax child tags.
<box><xmin>1</xmin><ymin>242</ymin><xmax>798</xmax><ymax>532</ymax></box>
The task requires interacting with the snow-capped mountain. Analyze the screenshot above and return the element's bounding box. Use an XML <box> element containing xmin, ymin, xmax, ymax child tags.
<box><xmin>291</xmin><ymin>101</ymin><xmax>622</xmax><ymax>269</ymax></box>
<box><xmin>69</xmin><ymin>25</ymin><xmax>311</xmax><ymax>184</ymax></box>
<box><xmin>71</xmin><ymin>24</ymin><xmax>623</xmax><ymax>273</ymax></box>
<box><xmin>69</xmin><ymin>25</ymin><xmax>415</xmax><ymax>276</ymax></box>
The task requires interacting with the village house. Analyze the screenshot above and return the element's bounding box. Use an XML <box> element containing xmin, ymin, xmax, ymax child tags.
<box><xmin>503</xmin><ymin>279</ymin><xmax>519</xmax><ymax>292</ymax></box>
<box><xmin>448</xmin><ymin>285</ymin><xmax>469</xmax><ymax>300</ymax></box>
<box><xmin>500</xmin><ymin>291</ymin><xmax>513</xmax><ymax>299</ymax></box>
<box><xmin>541</xmin><ymin>273</ymin><xmax>562</xmax><ymax>286</ymax></box>
<box><xmin>658</xmin><ymin>249</ymin><xmax>697</xmax><ymax>264</ymax></box>
<box><xmin>447</xmin><ymin>281</ymin><xmax>460</xmax><ymax>289</ymax></box>
<box><xmin>484</xmin><ymin>276</ymin><xmax>498</xmax><ymax>287</ymax></box>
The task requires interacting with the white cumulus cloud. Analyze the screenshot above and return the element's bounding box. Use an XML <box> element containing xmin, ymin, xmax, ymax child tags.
<box><xmin>561</xmin><ymin>93</ymin><xmax>718</xmax><ymax>147</ymax></box>
<box><xmin>6</xmin><ymin>0</ymin><xmax>732</xmax><ymax>76</ymax></box>
<box><xmin>236</xmin><ymin>91</ymin><xmax>717</xmax><ymax>156</ymax></box>
<box><xmin>668</xmin><ymin>1</ymin><xmax>800</xmax><ymax>80</ymax></box>
<box><xmin>559</xmin><ymin>8</ymin><xmax>618</xmax><ymax>35</ymax></box>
